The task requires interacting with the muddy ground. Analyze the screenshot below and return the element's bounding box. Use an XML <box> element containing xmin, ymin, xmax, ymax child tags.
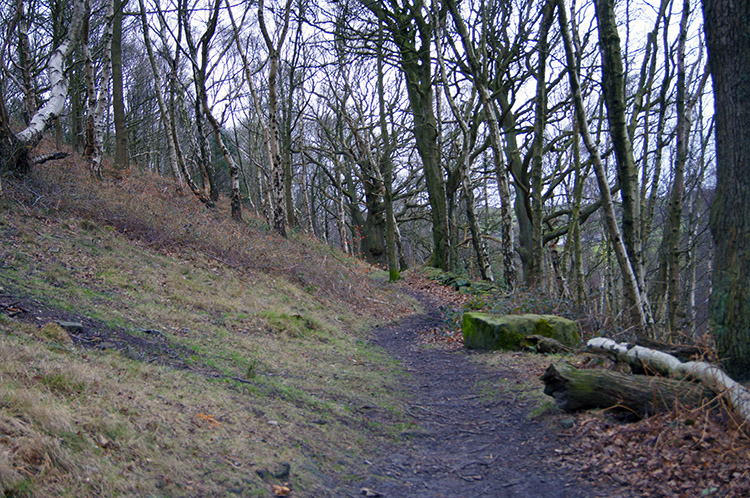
<box><xmin>344</xmin><ymin>291</ymin><xmax>630</xmax><ymax>498</ymax></box>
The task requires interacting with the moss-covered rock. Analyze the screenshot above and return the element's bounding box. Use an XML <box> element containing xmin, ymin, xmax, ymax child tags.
<box><xmin>420</xmin><ymin>266</ymin><xmax>501</xmax><ymax>294</ymax></box>
<box><xmin>462</xmin><ymin>313</ymin><xmax>580</xmax><ymax>351</ymax></box>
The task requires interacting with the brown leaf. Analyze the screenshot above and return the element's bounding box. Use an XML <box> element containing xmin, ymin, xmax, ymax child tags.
<box><xmin>272</xmin><ymin>484</ymin><xmax>291</xmax><ymax>496</ymax></box>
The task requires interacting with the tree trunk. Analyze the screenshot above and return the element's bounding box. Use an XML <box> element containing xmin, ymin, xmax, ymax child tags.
<box><xmin>82</xmin><ymin>10</ymin><xmax>96</xmax><ymax>161</ymax></box>
<box><xmin>596</xmin><ymin>0</ymin><xmax>648</xmax><ymax>303</ymax></box>
<box><xmin>138</xmin><ymin>0</ymin><xmax>183</xmax><ymax>188</ymax></box>
<box><xmin>528</xmin><ymin>0</ymin><xmax>554</xmax><ymax>288</ymax></box>
<box><xmin>445</xmin><ymin>0</ymin><xmax>516</xmax><ymax>288</ymax></box>
<box><xmin>434</xmin><ymin>17</ymin><xmax>492</xmax><ymax>281</ymax></box>
<box><xmin>17</xmin><ymin>0</ymin><xmax>36</xmax><ymax>124</ymax></box>
<box><xmin>558</xmin><ymin>0</ymin><xmax>649</xmax><ymax>332</ymax></box>
<box><xmin>199</xmin><ymin>0</ymin><xmax>242</xmax><ymax>220</ymax></box>
<box><xmin>541</xmin><ymin>362</ymin><xmax>713</xmax><ymax>414</ymax></box>
<box><xmin>587</xmin><ymin>338</ymin><xmax>750</xmax><ymax>422</ymax></box>
<box><xmin>463</xmin><ymin>171</ymin><xmax>494</xmax><ymax>282</ymax></box>
<box><xmin>90</xmin><ymin>0</ymin><xmax>116</xmax><ymax>179</ymax></box>
<box><xmin>495</xmin><ymin>90</ymin><xmax>530</xmax><ymax>286</ymax></box>
<box><xmin>258</xmin><ymin>0</ymin><xmax>293</xmax><ymax>236</ymax></box>
<box><xmin>111</xmin><ymin>0</ymin><xmax>129</xmax><ymax>170</ymax></box>
<box><xmin>702</xmin><ymin>0</ymin><xmax>750</xmax><ymax>381</ymax></box>
<box><xmin>377</xmin><ymin>20</ymin><xmax>400</xmax><ymax>281</ymax></box>
<box><xmin>11</xmin><ymin>0</ymin><xmax>86</xmax><ymax>156</ymax></box>
<box><xmin>1</xmin><ymin>0</ymin><xmax>84</xmax><ymax>175</ymax></box>
<box><xmin>664</xmin><ymin>0</ymin><xmax>691</xmax><ymax>336</ymax></box>
<box><xmin>159</xmin><ymin>5</ymin><xmax>212</xmax><ymax>206</ymax></box>
<box><xmin>336</xmin><ymin>166</ymin><xmax>350</xmax><ymax>255</ymax></box>
<box><xmin>362</xmin><ymin>0</ymin><xmax>450</xmax><ymax>270</ymax></box>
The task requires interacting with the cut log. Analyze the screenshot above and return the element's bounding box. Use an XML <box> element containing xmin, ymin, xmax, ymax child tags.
<box><xmin>587</xmin><ymin>338</ymin><xmax>750</xmax><ymax>423</ymax></box>
<box><xmin>541</xmin><ymin>361</ymin><xmax>714</xmax><ymax>415</ymax></box>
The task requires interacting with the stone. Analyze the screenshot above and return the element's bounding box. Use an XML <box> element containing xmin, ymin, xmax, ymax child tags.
<box><xmin>462</xmin><ymin>313</ymin><xmax>580</xmax><ymax>351</ymax></box>
<box><xmin>559</xmin><ymin>417</ymin><xmax>575</xmax><ymax>429</ymax></box>
<box><xmin>55</xmin><ymin>321</ymin><xmax>84</xmax><ymax>333</ymax></box>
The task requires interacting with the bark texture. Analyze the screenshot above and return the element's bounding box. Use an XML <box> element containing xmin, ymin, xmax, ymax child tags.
<box><xmin>542</xmin><ymin>361</ymin><xmax>713</xmax><ymax>414</ymax></box>
<box><xmin>596</xmin><ymin>0</ymin><xmax>647</xmax><ymax>298</ymax></box>
<box><xmin>112</xmin><ymin>0</ymin><xmax>129</xmax><ymax>170</ymax></box>
<box><xmin>557</xmin><ymin>0</ymin><xmax>649</xmax><ymax>331</ymax></box>
<box><xmin>702</xmin><ymin>0</ymin><xmax>750</xmax><ymax>381</ymax></box>
<box><xmin>362</xmin><ymin>0</ymin><xmax>450</xmax><ymax>270</ymax></box>
<box><xmin>12</xmin><ymin>0</ymin><xmax>86</xmax><ymax>151</ymax></box>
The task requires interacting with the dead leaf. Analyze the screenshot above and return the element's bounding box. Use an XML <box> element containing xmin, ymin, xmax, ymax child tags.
<box><xmin>195</xmin><ymin>412</ymin><xmax>222</xmax><ymax>428</ymax></box>
<box><xmin>272</xmin><ymin>484</ymin><xmax>291</xmax><ymax>496</ymax></box>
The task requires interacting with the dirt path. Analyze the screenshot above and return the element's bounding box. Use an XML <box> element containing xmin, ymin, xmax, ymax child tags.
<box><xmin>346</xmin><ymin>291</ymin><xmax>618</xmax><ymax>498</ymax></box>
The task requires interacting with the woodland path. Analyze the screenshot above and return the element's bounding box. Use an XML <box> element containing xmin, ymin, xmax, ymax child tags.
<box><xmin>344</xmin><ymin>290</ymin><xmax>624</xmax><ymax>498</ymax></box>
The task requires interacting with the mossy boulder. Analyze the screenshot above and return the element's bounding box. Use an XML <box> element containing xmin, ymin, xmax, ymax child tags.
<box><xmin>462</xmin><ymin>313</ymin><xmax>580</xmax><ymax>351</ymax></box>
<box><xmin>420</xmin><ymin>266</ymin><xmax>500</xmax><ymax>294</ymax></box>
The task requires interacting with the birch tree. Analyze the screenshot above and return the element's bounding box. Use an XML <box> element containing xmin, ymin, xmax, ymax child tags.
<box><xmin>83</xmin><ymin>0</ymin><xmax>116</xmax><ymax>178</ymax></box>
<box><xmin>557</xmin><ymin>0</ymin><xmax>649</xmax><ymax>331</ymax></box>
<box><xmin>595</xmin><ymin>0</ymin><xmax>653</xmax><ymax>329</ymax></box>
<box><xmin>0</xmin><ymin>0</ymin><xmax>86</xmax><ymax>175</ymax></box>
<box><xmin>445</xmin><ymin>0</ymin><xmax>517</xmax><ymax>288</ymax></box>
<box><xmin>258</xmin><ymin>0</ymin><xmax>294</xmax><ymax>236</ymax></box>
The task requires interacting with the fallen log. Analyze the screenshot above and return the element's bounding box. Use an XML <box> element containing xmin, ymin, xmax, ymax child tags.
<box><xmin>587</xmin><ymin>338</ymin><xmax>750</xmax><ymax>424</ymax></box>
<box><xmin>541</xmin><ymin>361</ymin><xmax>714</xmax><ymax>414</ymax></box>
<box><xmin>633</xmin><ymin>337</ymin><xmax>704</xmax><ymax>362</ymax></box>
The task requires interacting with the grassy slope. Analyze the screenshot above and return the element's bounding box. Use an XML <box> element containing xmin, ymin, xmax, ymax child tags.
<box><xmin>0</xmin><ymin>163</ymin><xmax>417</xmax><ymax>497</ymax></box>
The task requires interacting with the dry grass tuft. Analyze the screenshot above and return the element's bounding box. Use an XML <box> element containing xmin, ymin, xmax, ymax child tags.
<box><xmin>40</xmin><ymin>322</ymin><xmax>74</xmax><ymax>345</ymax></box>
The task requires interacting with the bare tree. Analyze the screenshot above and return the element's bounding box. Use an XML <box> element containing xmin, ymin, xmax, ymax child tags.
<box><xmin>360</xmin><ymin>0</ymin><xmax>450</xmax><ymax>271</ymax></box>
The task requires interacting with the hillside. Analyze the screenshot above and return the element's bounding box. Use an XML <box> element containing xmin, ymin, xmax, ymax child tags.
<box><xmin>0</xmin><ymin>163</ymin><xmax>416</xmax><ymax>497</ymax></box>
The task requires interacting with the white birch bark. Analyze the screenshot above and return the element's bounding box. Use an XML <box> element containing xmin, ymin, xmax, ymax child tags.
<box><xmin>137</xmin><ymin>0</ymin><xmax>183</xmax><ymax>187</ymax></box>
<box><xmin>257</xmin><ymin>0</ymin><xmax>293</xmax><ymax>237</ymax></box>
<box><xmin>336</xmin><ymin>166</ymin><xmax>350</xmax><ymax>255</ymax></box>
<box><xmin>445</xmin><ymin>0</ymin><xmax>515</xmax><ymax>288</ymax></box>
<box><xmin>15</xmin><ymin>0</ymin><xmax>86</xmax><ymax>146</ymax></box>
<box><xmin>91</xmin><ymin>0</ymin><xmax>116</xmax><ymax>178</ymax></box>
<box><xmin>557</xmin><ymin>0</ymin><xmax>649</xmax><ymax>332</ymax></box>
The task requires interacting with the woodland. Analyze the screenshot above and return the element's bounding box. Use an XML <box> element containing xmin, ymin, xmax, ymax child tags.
<box><xmin>0</xmin><ymin>0</ymin><xmax>750</xmax><ymax>495</ymax></box>
<box><xmin>0</xmin><ymin>0</ymin><xmax>748</xmax><ymax>358</ymax></box>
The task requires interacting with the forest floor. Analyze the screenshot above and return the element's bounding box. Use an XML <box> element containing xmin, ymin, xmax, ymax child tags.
<box><xmin>345</xmin><ymin>273</ymin><xmax>750</xmax><ymax>498</ymax></box>
<box><xmin>343</xmin><ymin>280</ymin><xmax>628</xmax><ymax>498</ymax></box>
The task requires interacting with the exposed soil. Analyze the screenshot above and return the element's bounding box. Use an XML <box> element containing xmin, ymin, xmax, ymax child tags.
<box><xmin>0</xmin><ymin>291</ymin><xmax>197</xmax><ymax>370</ymax></box>
<box><xmin>346</xmin><ymin>289</ymin><xmax>628</xmax><ymax>498</ymax></box>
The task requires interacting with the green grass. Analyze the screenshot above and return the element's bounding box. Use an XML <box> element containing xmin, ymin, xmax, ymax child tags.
<box><xmin>471</xmin><ymin>350</ymin><xmax>577</xmax><ymax>422</ymax></box>
<box><xmin>0</xmin><ymin>169</ymin><xmax>419</xmax><ymax>497</ymax></box>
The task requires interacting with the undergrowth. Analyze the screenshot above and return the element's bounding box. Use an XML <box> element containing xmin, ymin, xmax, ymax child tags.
<box><xmin>0</xmin><ymin>159</ymin><xmax>416</xmax><ymax>497</ymax></box>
